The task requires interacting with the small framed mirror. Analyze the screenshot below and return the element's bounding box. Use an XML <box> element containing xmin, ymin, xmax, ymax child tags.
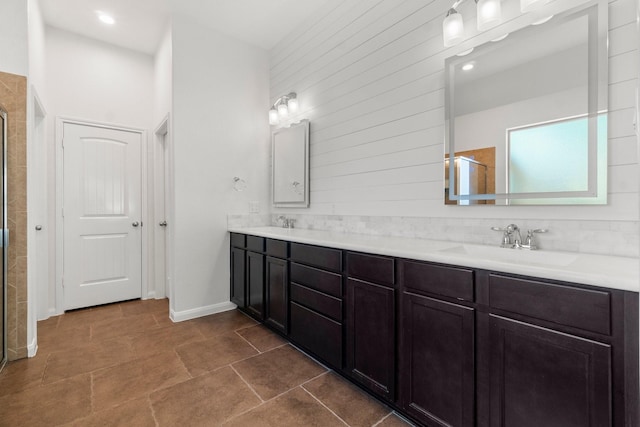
<box><xmin>444</xmin><ymin>0</ymin><xmax>607</xmax><ymax>205</ymax></box>
<box><xmin>272</xmin><ymin>120</ymin><xmax>310</xmax><ymax>208</ymax></box>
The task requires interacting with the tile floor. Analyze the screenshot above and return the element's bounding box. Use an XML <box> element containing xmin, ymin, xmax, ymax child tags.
<box><xmin>0</xmin><ymin>299</ymin><xmax>414</xmax><ymax>426</ymax></box>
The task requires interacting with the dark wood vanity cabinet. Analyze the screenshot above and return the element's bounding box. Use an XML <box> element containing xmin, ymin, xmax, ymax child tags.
<box><xmin>346</xmin><ymin>252</ymin><xmax>396</xmax><ymax>401</ymax></box>
<box><xmin>478</xmin><ymin>273</ymin><xmax>637</xmax><ymax>427</ymax></box>
<box><xmin>229</xmin><ymin>234</ymin><xmax>639</xmax><ymax>427</ymax></box>
<box><xmin>399</xmin><ymin>260</ymin><xmax>475</xmax><ymax>427</ymax></box>
<box><xmin>265</xmin><ymin>239</ymin><xmax>289</xmax><ymax>334</ymax></box>
<box><xmin>230</xmin><ymin>233</ymin><xmax>246</xmax><ymax>308</ymax></box>
<box><xmin>289</xmin><ymin>243</ymin><xmax>344</xmax><ymax>368</ymax></box>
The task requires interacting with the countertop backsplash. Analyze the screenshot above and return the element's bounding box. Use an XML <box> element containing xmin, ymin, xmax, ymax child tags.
<box><xmin>227</xmin><ymin>214</ymin><xmax>639</xmax><ymax>258</ymax></box>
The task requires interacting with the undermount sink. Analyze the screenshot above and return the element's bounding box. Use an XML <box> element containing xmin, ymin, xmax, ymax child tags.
<box><xmin>440</xmin><ymin>244</ymin><xmax>580</xmax><ymax>267</ymax></box>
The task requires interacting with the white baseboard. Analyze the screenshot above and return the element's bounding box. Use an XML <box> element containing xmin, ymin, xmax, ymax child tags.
<box><xmin>170</xmin><ymin>301</ymin><xmax>238</xmax><ymax>323</ymax></box>
<box><xmin>27</xmin><ymin>338</ymin><xmax>38</xmax><ymax>358</ymax></box>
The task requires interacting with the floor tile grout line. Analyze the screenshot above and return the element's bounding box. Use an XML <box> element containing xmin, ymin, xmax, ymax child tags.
<box><xmin>147</xmin><ymin>394</ymin><xmax>161</xmax><ymax>427</ymax></box>
<box><xmin>234</xmin><ymin>329</ymin><xmax>262</xmax><ymax>353</ymax></box>
<box><xmin>371</xmin><ymin>411</ymin><xmax>396</xmax><ymax>427</ymax></box>
<box><xmin>229</xmin><ymin>364</ymin><xmax>266</xmax><ymax>404</ymax></box>
<box><xmin>300</xmin><ymin>384</ymin><xmax>351</xmax><ymax>427</ymax></box>
<box><xmin>172</xmin><ymin>348</ymin><xmax>195</xmax><ymax>379</ymax></box>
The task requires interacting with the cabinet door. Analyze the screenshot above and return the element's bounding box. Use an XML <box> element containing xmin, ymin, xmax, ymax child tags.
<box><xmin>230</xmin><ymin>247</ymin><xmax>246</xmax><ymax>308</ymax></box>
<box><xmin>246</xmin><ymin>251</ymin><xmax>265</xmax><ymax>320</ymax></box>
<box><xmin>346</xmin><ymin>278</ymin><xmax>395</xmax><ymax>400</ymax></box>
<box><xmin>489</xmin><ymin>315</ymin><xmax>611</xmax><ymax>427</ymax></box>
<box><xmin>266</xmin><ymin>256</ymin><xmax>288</xmax><ymax>334</ymax></box>
<box><xmin>400</xmin><ymin>292</ymin><xmax>475</xmax><ymax>427</ymax></box>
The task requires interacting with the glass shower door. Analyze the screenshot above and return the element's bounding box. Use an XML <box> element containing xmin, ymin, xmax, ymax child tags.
<box><xmin>0</xmin><ymin>108</ymin><xmax>5</xmax><ymax>370</ymax></box>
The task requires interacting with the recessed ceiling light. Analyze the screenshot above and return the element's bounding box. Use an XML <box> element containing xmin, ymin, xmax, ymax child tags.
<box><xmin>96</xmin><ymin>11</ymin><xmax>115</xmax><ymax>25</ymax></box>
<box><xmin>462</xmin><ymin>63</ymin><xmax>475</xmax><ymax>71</ymax></box>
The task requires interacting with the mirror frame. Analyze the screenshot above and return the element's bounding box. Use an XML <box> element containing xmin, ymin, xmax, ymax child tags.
<box><xmin>445</xmin><ymin>0</ymin><xmax>608</xmax><ymax>203</ymax></box>
<box><xmin>272</xmin><ymin>120</ymin><xmax>310</xmax><ymax>208</ymax></box>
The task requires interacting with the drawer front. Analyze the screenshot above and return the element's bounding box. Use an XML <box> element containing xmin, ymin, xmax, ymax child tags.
<box><xmin>401</xmin><ymin>260</ymin><xmax>474</xmax><ymax>302</ymax></box>
<box><xmin>290</xmin><ymin>302</ymin><xmax>342</xmax><ymax>368</ymax></box>
<box><xmin>290</xmin><ymin>243</ymin><xmax>342</xmax><ymax>273</ymax></box>
<box><xmin>266</xmin><ymin>239</ymin><xmax>288</xmax><ymax>258</ymax></box>
<box><xmin>230</xmin><ymin>233</ymin><xmax>246</xmax><ymax>248</ymax></box>
<box><xmin>291</xmin><ymin>283</ymin><xmax>342</xmax><ymax>322</ymax></box>
<box><xmin>246</xmin><ymin>235</ymin><xmax>265</xmax><ymax>253</ymax></box>
<box><xmin>290</xmin><ymin>262</ymin><xmax>342</xmax><ymax>298</ymax></box>
<box><xmin>489</xmin><ymin>274</ymin><xmax>611</xmax><ymax>335</ymax></box>
<box><xmin>347</xmin><ymin>252</ymin><xmax>395</xmax><ymax>287</ymax></box>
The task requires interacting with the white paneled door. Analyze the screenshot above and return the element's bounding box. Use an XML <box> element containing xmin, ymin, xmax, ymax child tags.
<box><xmin>63</xmin><ymin>122</ymin><xmax>142</xmax><ymax>310</ymax></box>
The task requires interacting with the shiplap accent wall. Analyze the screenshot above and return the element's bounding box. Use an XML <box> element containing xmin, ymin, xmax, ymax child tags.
<box><xmin>269</xmin><ymin>0</ymin><xmax>639</xmax><ymax>223</ymax></box>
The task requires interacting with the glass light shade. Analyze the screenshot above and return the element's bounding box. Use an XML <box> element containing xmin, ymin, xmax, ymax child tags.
<box><xmin>443</xmin><ymin>9</ymin><xmax>464</xmax><ymax>47</ymax></box>
<box><xmin>287</xmin><ymin>96</ymin><xmax>299</xmax><ymax>113</ymax></box>
<box><xmin>278</xmin><ymin>102</ymin><xmax>288</xmax><ymax>117</ymax></box>
<box><xmin>269</xmin><ymin>107</ymin><xmax>279</xmax><ymax>125</ymax></box>
<box><xmin>520</xmin><ymin>0</ymin><xmax>550</xmax><ymax>13</ymax></box>
<box><xmin>476</xmin><ymin>0</ymin><xmax>502</xmax><ymax>31</ymax></box>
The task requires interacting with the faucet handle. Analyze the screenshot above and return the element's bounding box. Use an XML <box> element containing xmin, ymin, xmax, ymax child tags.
<box><xmin>491</xmin><ymin>226</ymin><xmax>512</xmax><ymax>247</ymax></box>
<box><xmin>525</xmin><ymin>229</ymin><xmax>548</xmax><ymax>249</ymax></box>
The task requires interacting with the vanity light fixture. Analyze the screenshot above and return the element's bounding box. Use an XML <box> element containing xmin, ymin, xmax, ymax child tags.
<box><xmin>443</xmin><ymin>0</ymin><xmax>550</xmax><ymax>47</ymax></box>
<box><xmin>443</xmin><ymin>0</ymin><xmax>502</xmax><ymax>47</ymax></box>
<box><xmin>462</xmin><ymin>62</ymin><xmax>475</xmax><ymax>71</ymax></box>
<box><xmin>269</xmin><ymin>92</ymin><xmax>298</xmax><ymax>126</ymax></box>
<box><xmin>476</xmin><ymin>0</ymin><xmax>502</xmax><ymax>31</ymax></box>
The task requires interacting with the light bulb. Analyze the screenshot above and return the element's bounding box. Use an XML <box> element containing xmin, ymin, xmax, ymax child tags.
<box><xmin>443</xmin><ymin>9</ymin><xmax>464</xmax><ymax>47</ymax></box>
<box><xmin>278</xmin><ymin>102</ymin><xmax>288</xmax><ymax>117</ymax></box>
<box><xmin>476</xmin><ymin>0</ymin><xmax>502</xmax><ymax>31</ymax></box>
<box><xmin>287</xmin><ymin>96</ymin><xmax>299</xmax><ymax>113</ymax></box>
<box><xmin>269</xmin><ymin>107</ymin><xmax>279</xmax><ymax>125</ymax></box>
<box><xmin>520</xmin><ymin>0</ymin><xmax>550</xmax><ymax>13</ymax></box>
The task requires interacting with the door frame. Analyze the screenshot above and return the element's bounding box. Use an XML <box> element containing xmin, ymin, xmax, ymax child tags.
<box><xmin>152</xmin><ymin>114</ymin><xmax>174</xmax><ymax>302</ymax></box>
<box><xmin>55</xmin><ymin>117</ymin><xmax>149</xmax><ymax>313</ymax></box>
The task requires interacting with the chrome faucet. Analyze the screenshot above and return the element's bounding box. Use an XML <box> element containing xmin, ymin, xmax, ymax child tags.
<box><xmin>492</xmin><ymin>224</ymin><xmax>547</xmax><ymax>250</ymax></box>
<box><xmin>277</xmin><ymin>215</ymin><xmax>295</xmax><ymax>229</ymax></box>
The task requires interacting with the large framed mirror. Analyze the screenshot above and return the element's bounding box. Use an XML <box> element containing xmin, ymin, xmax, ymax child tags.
<box><xmin>272</xmin><ymin>120</ymin><xmax>310</xmax><ymax>208</ymax></box>
<box><xmin>444</xmin><ymin>0</ymin><xmax>608</xmax><ymax>205</ymax></box>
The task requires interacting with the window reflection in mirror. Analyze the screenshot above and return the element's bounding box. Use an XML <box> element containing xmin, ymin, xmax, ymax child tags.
<box><xmin>444</xmin><ymin>0</ymin><xmax>607</xmax><ymax>205</ymax></box>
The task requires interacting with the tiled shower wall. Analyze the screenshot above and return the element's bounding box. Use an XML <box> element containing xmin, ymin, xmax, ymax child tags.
<box><xmin>0</xmin><ymin>71</ymin><xmax>28</xmax><ymax>360</ymax></box>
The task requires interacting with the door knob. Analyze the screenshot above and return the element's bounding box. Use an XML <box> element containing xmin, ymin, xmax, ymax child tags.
<box><xmin>35</xmin><ymin>225</ymin><xmax>43</xmax><ymax>231</ymax></box>
<box><xmin>132</xmin><ymin>221</ymin><xmax>139</xmax><ymax>227</ymax></box>
<box><xmin>159</xmin><ymin>221</ymin><xmax>167</xmax><ymax>227</ymax></box>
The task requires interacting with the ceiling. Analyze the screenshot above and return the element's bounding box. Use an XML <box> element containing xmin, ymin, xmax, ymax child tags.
<box><xmin>38</xmin><ymin>0</ymin><xmax>332</xmax><ymax>55</ymax></box>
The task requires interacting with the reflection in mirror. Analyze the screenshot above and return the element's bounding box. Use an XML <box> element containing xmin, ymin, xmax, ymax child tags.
<box><xmin>444</xmin><ymin>0</ymin><xmax>607</xmax><ymax>205</ymax></box>
<box><xmin>272</xmin><ymin>120</ymin><xmax>310</xmax><ymax>208</ymax></box>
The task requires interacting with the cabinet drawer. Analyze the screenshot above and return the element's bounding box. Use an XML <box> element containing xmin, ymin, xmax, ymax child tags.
<box><xmin>266</xmin><ymin>239</ymin><xmax>288</xmax><ymax>258</ymax></box>
<box><xmin>246</xmin><ymin>235</ymin><xmax>265</xmax><ymax>252</ymax></box>
<box><xmin>400</xmin><ymin>260</ymin><xmax>474</xmax><ymax>302</ymax></box>
<box><xmin>291</xmin><ymin>263</ymin><xmax>342</xmax><ymax>298</ymax></box>
<box><xmin>347</xmin><ymin>252</ymin><xmax>394</xmax><ymax>287</ymax></box>
<box><xmin>291</xmin><ymin>283</ymin><xmax>342</xmax><ymax>322</ymax></box>
<box><xmin>290</xmin><ymin>243</ymin><xmax>342</xmax><ymax>273</ymax></box>
<box><xmin>290</xmin><ymin>302</ymin><xmax>342</xmax><ymax>368</ymax></box>
<box><xmin>230</xmin><ymin>233</ymin><xmax>246</xmax><ymax>248</ymax></box>
<box><xmin>489</xmin><ymin>274</ymin><xmax>611</xmax><ymax>335</ymax></box>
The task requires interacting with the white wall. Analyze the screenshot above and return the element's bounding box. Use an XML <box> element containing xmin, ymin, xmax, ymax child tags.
<box><xmin>171</xmin><ymin>14</ymin><xmax>270</xmax><ymax>319</ymax></box>
<box><xmin>0</xmin><ymin>0</ymin><xmax>28</xmax><ymax>76</ymax></box>
<box><xmin>45</xmin><ymin>26</ymin><xmax>154</xmax><ymax>128</ymax></box>
<box><xmin>43</xmin><ymin>27</ymin><xmax>155</xmax><ymax>316</ymax></box>
<box><xmin>269</xmin><ymin>0</ymin><xmax>639</xmax><ymax>222</ymax></box>
<box><xmin>154</xmin><ymin>25</ymin><xmax>173</xmax><ymax>126</ymax></box>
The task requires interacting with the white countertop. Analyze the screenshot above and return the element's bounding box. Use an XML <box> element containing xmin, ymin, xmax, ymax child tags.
<box><xmin>228</xmin><ymin>226</ymin><xmax>640</xmax><ymax>293</ymax></box>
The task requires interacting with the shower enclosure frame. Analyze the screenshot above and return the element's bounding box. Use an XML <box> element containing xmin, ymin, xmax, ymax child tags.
<box><xmin>0</xmin><ymin>106</ymin><xmax>6</xmax><ymax>371</ymax></box>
